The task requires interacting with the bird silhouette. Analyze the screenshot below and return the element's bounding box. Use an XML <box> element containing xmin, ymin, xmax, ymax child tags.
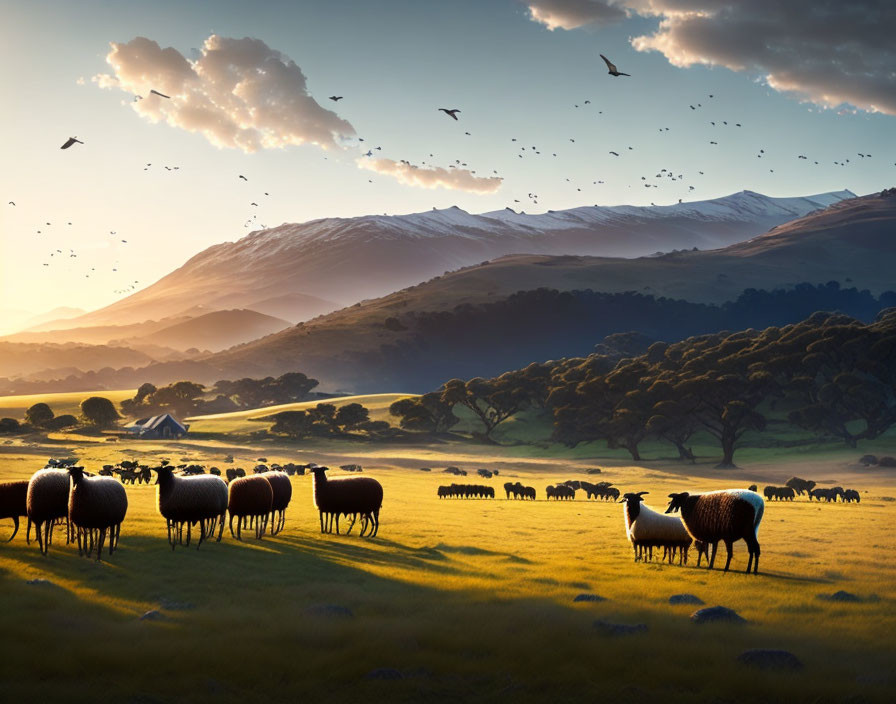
<box><xmin>150</xmin><ymin>89</ymin><xmax>170</xmax><ymax>99</ymax></box>
<box><xmin>239</xmin><ymin>175</ymin><xmax>248</xmax><ymax>181</ymax></box>
<box><xmin>7</xmin><ymin>201</ymin><xmax>13</xmax><ymax>206</ymax></box>
<box><xmin>329</xmin><ymin>96</ymin><xmax>344</xmax><ymax>101</ymax></box>
<box><xmin>600</xmin><ymin>54</ymin><xmax>630</xmax><ymax>77</ymax></box>
<box><xmin>60</xmin><ymin>137</ymin><xmax>83</xmax><ymax>149</ymax></box>
<box><xmin>438</xmin><ymin>108</ymin><xmax>461</xmax><ymax>120</ymax></box>
<box><xmin>609</xmin><ymin>151</ymin><xmax>619</xmax><ymax>156</ymax></box>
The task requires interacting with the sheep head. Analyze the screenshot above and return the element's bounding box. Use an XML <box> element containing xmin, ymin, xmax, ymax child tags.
<box><xmin>665</xmin><ymin>492</ymin><xmax>690</xmax><ymax>514</ymax></box>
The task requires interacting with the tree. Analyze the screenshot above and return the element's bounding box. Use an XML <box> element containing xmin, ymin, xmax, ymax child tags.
<box><xmin>335</xmin><ymin>403</ymin><xmax>370</xmax><ymax>431</ymax></box>
<box><xmin>147</xmin><ymin>381</ymin><xmax>206</xmax><ymax>417</ymax></box>
<box><xmin>270</xmin><ymin>411</ymin><xmax>314</xmax><ymax>439</ymax></box>
<box><xmin>441</xmin><ymin>374</ymin><xmax>529</xmax><ymax>441</ymax></box>
<box><xmin>390</xmin><ymin>393</ymin><xmax>459</xmax><ymax>434</ymax></box>
<box><xmin>45</xmin><ymin>414</ymin><xmax>78</xmax><ymax>431</ymax></box>
<box><xmin>135</xmin><ymin>382</ymin><xmax>157</xmax><ymax>403</ymax></box>
<box><xmin>80</xmin><ymin>396</ymin><xmax>120</xmax><ymax>428</ymax></box>
<box><xmin>0</xmin><ymin>417</ymin><xmax>21</xmax><ymax>434</ymax></box>
<box><xmin>25</xmin><ymin>402</ymin><xmax>54</xmax><ymax>428</ymax></box>
<box><xmin>307</xmin><ymin>403</ymin><xmax>338</xmax><ymax>434</ymax></box>
<box><xmin>272</xmin><ymin>372</ymin><xmax>318</xmax><ymax>403</ymax></box>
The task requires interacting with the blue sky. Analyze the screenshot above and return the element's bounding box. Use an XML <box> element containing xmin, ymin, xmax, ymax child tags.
<box><xmin>1</xmin><ymin>0</ymin><xmax>893</xmax><ymax>320</ymax></box>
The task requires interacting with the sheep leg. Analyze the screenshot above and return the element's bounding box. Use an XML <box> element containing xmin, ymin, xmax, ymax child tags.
<box><xmin>745</xmin><ymin>534</ymin><xmax>760</xmax><ymax>574</ymax></box>
<box><xmin>42</xmin><ymin>521</ymin><xmax>51</xmax><ymax>555</ymax></box>
<box><xmin>229</xmin><ymin>513</ymin><xmax>236</xmax><ymax>539</ymax></box>
<box><xmin>708</xmin><ymin>541</ymin><xmax>719</xmax><ymax>570</ymax></box>
<box><xmin>345</xmin><ymin>514</ymin><xmax>357</xmax><ymax>535</ymax></box>
<box><xmin>196</xmin><ymin>520</ymin><xmax>206</xmax><ymax>550</ymax></box>
<box><xmin>369</xmin><ymin>509</ymin><xmax>379</xmax><ymax>538</ymax></box>
<box><xmin>216</xmin><ymin>514</ymin><xmax>225</xmax><ymax>542</ymax></box>
<box><xmin>96</xmin><ymin>528</ymin><xmax>106</xmax><ymax>561</ymax></box>
<box><xmin>6</xmin><ymin>516</ymin><xmax>18</xmax><ymax>542</ymax></box>
<box><xmin>722</xmin><ymin>540</ymin><xmax>734</xmax><ymax>572</ymax></box>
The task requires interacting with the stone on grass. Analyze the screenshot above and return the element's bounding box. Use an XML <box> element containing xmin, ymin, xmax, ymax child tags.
<box><xmin>737</xmin><ymin>649</ymin><xmax>803</xmax><ymax>671</ymax></box>
<box><xmin>669</xmin><ymin>593</ymin><xmax>704</xmax><ymax>605</ymax></box>
<box><xmin>593</xmin><ymin>619</ymin><xmax>648</xmax><ymax>636</ymax></box>
<box><xmin>691</xmin><ymin>606</ymin><xmax>746</xmax><ymax>624</ymax></box>
<box><xmin>817</xmin><ymin>590</ymin><xmax>862</xmax><ymax>603</ymax></box>
<box><xmin>574</xmin><ymin>593</ymin><xmax>605</xmax><ymax>602</ymax></box>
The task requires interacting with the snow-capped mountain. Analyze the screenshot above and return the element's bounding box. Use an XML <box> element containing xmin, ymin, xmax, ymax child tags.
<box><xmin>59</xmin><ymin>189</ymin><xmax>855</xmax><ymax>329</ymax></box>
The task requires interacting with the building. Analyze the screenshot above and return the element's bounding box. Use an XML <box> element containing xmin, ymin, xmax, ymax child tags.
<box><xmin>126</xmin><ymin>413</ymin><xmax>189</xmax><ymax>439</ymax></box>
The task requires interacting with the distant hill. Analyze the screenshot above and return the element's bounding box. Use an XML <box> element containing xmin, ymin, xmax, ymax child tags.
<box><xmin>133</xmin><ymin>309</ymin><xmax>292</xmax><ymax>352</ymax></box>
<box><xmin>55</xmin><ymin>189</ymin><xmax>852</xmax><ymax>329</ymax></box>
<box><xmin>0</xmin><ymin>341</ymin><xmax>154</xmax><ymax>380</ymax></box>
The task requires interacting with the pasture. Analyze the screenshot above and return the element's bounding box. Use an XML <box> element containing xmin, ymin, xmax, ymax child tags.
<box><xmin>1</xmin><ymin>435</ymin><xmax>894</xmax><ymax>703</ymax></box>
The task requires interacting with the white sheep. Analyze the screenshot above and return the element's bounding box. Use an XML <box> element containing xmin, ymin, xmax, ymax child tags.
<box><xmin>620</xmin><ymin>491</ymin><xmax>693</xmax><ymax>564</ymax></box>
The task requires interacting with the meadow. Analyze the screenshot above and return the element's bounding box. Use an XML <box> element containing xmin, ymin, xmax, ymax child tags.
<box><xmin>1</xmin><ymin>421</ymin><xmax>895</xmax><ymax>704</ymax></box>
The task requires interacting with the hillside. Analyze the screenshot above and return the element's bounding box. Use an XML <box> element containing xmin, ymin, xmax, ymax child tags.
<box><xmin>0</xmin><ymin>342</ymin><xmax>154</xmax><ymax>380</ymax></box>
<box><xmin>52</xmin><ymin>189</ymin><xmax>852</xmax><ymax>329</ymax></box>
<box><xmin>131</xmin><ymin>309</ymin><xmax>292</xmax><ymax>352</ymax></box>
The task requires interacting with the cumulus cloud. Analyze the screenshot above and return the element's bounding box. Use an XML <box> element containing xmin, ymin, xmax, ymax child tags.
<box><xmin>525</xmin><ymin>1</ymin><xmax>896</xmax><ymax>116</ymax></box>
<box><xmin>357</xmin><ymin>158</ymin><xmax>503</xmax><ymax>194</ymax></box>
<box><xmin>526</xmin><ymin>0</ymin><xmax>626</xmax><ymax>30</ymax></box>
<box><xmin>94</xmin><ymin>35</ymin><xmax>356</xmax><ymax>151</ymax></box>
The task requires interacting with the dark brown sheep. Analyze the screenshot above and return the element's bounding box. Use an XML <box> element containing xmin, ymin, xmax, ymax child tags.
<box><xmin>228</xmin><ymin>475</ymin><xmax>273</xmax><ymax>540</ymax></box>
<box><xmin>310</xmin><ymin>466</ymin><xmax>383</xmax><ymax>537</ymax></box>
<box><xmin>0</xmin><ymin>481</ymin><xmax>28</xmax><ymax>541</ymax></box>
<box><xmin>263</xmin><ymin>471</ymin><xmax>292</xmax><ymax>535</ymax></box>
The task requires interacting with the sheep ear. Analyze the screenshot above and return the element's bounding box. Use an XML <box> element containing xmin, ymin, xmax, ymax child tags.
<box><xmin>637</xmin><ymin>491</ymin><xmax>649</xmax><ymax>496</ymax></box>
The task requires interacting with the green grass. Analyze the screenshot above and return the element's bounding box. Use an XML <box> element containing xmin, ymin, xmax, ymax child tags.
<box><xmin>1</xmin><ymin>429</ymin><xmax>895</xmax><ymax>703</ymax></box>
<box><xmin>0</xmin><ymin>389</ymin><xmax>136</xmax><ymax>420</ymax></box>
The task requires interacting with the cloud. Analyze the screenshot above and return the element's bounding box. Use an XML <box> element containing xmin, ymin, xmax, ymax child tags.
<box><xmin>525</xmin><ymin>0</ymin><xmax>626</xmax><ymax>30</ymax></box>
<box><xmin>628</xmin><ymin>1</ymin><xmax>896</xmax><ymax>115</ymax></box>
<box><xmin>525</xmin><ymin>1</ymin><xmax>896</xmax><ymax>116</ymax></box>
<box><xmin>94</xmin><ymin>35</ymin><xmax>356</xmax><ymax>152</ymax></box>
<box><xmin>357</xmin><ymin>158</ymin><xmax>503</xmax><ymax>194</ymax></box>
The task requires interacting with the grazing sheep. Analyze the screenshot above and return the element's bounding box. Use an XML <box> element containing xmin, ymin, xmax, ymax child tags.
<box><xmin>764</xmin><ymin>486</ymin><xmax>795</xmax><ymax>501</ymax></box>
<box><xmin>309</xmin><ymin>466</ymin><xmax>383</xmax><ymax>537</ymax></box>
<box><xmin>263</xmin><ymin>471</ymin><xmax>292</xmax><ymax>535</ymax></box>
<box><xmin>228</xmin><ymin>475</ymin><xmax>273</xmax><ymax>540</ymax></box>
<box><xmin>786</xmin><ymin>477</ymin><xmax>816</xmax><ymax>496</ymax></box>
<box><xmin>620</xmin><ymin>492</ymin><xmax>692</xmax><ymax>565</ymax></box>
<box><xmin>153</xmin><ymin>466</ymin><xmax>228</xmax><ymax>549</ymax></box>
<box><xmin>666</xmin><ymin>490</ymin><xmax>764</xmax><ymax>574</ymax></box>
<box><xmin>67</xmin><ymin>466</ymin><xmax>128</xmax><ymax>561</ymax></box>
<box><xmin>0</xmin><ymin>480</ymin><xmax>28</xmax><ymax>541</ymax></box>
<box><xmin>340</xmin><ymin>464</ymin><xmax>363</xmax><ymax>473</ymax></box>
<box><xmin>843</xmin><ymin>489</ymin><xmax>861</xmax><ymax>503</ymax></box>
<box><xmin>26</xmin><ymin>469</ymin><xmax>72</xmax><ymax>554</ymax></box>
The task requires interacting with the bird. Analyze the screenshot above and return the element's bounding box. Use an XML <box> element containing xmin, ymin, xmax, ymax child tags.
<box><xmin>60</xmin><ymin>137</ymin><xmax>83</xmax><ymax>149</ymax></box>
<box><xmin>600</xmin><ymin>54</ymin><xmax>630</xmax><ymax>77</ymax></box>
<box><xmin>329</xmin><ymin>96</ymin><xmax>343</xmax><ymax>101</ymax></box>
<box><xmin>7</xmin><ymin>201</ymin><xmax>13</xmax><ymax>206</ymax></box>
<box><xmin>438</xmin><ymin>108</ymin><xmax>461</xmax><ymax>120</ymax></box>
<box><xmin>150</xmin><ymin>89</ymin><xmax>170</xmax><ymax>99</ymax></box>
<box><xmin>609</xmin><ymin>151</ymin><xmax>619</xmax><ymax>156</ymax></box>
<box><xmin>239</xmin><ymin>175</ymin><xmax>248</xmax><ymax>181</ymax></box>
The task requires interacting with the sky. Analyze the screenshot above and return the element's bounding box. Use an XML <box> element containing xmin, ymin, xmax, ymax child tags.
<box><xmin>1</xmin><ymin>0</ymin><xmax>894</xmax><ymax>324</ymax></box>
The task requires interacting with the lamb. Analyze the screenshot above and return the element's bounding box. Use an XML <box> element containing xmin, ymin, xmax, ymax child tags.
<box><xmin>309</xmin><ymin>466</ymin><xmax>383</xmax><ymax>537</ymax></box>
<box><xmin>67</xmin><ymin>466</ymin><xmax>128</xmax><ymax>561</ymax></box>
<box><xmin>0</xmin><ymin>480</ymin><xmax>28</xmax><ymax>541</ymax></box>
<box><xmin>620</xmin><ymin>492</ymin><xmax>692</xmax><ymax>565</ymax></box>
<box><xmin>666</xmin><ymin>489</ymin><xmax>764</xmax><ymax>574</ymax></box>
<box><xmin>26</xmin><ymin>468</ymin><xmax>72</xmax><ymax>554</ymax></box>
<box><xmin>263</xmin><ymin>471</ymin><xmax>292</xmax><ymax>535</ymax></box>
<box><xmin>153</xmin><ymin>466</ymin><xmax>228</xmax><ymax>549</ymax></box>
<box><xmin>228</xmin><ymin>475</ymin><xmax>273</xmax><ymax>539</ymax></box>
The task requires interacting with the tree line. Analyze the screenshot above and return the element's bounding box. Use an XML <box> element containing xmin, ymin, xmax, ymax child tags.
<box><xmin>390</xmin><ymin>310</ymin><xmax>896</xmax><ymax>467</ymax></box>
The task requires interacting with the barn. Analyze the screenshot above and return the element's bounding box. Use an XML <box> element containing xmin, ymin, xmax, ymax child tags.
<box><xmin>126</xmin><ymin>413</ymin><xmax>189</xmax><ymax>439</ymax></box>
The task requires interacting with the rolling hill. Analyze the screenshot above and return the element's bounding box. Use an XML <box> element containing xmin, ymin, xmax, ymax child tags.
<box><xmin>48</xmin><ymin>189</ymin><xmax>852</xmax><ymax>330</ymax></box>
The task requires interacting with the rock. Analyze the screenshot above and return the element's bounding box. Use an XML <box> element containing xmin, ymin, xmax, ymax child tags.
<box><xmin>304</xmin><ymin>603</ymin><xmax>354</xmax><ymax>619</ymax></box>
<box><xmin>737</xmin><ymin>649</ymin><xmax>804</xmax><ymax>671</ymax></box>
<box><xmin>592</xmin><ymin>619</ymin><xmax>648</xmax><ymax>636</ymax></box>
<box><xmin>817</xmin><ymin>590</ymin><xmax>862</xmax><ymax>603</ymax></box>
<box><xmin>26</xmin><ymin>578</ymin><xmax>54</xmax><ymax>586</ymax></box>
<box><xmin>139</xmin><ymin>610</ymin><xmax>166</xmax><ymax>621</ymax></box>
<box><xmin>691</xmin><ymin>606</ymin><xmax>746</xmax><ymax>624</ymax></box>
<box><xmin>365</xmin><ymin>668</ymin><xmax>404</xmax><ymax>680</ymax></box>
<box><xmin>574</xmin><ymin>593</ymin><xmax>606</xmax><ymax>602</ymax></box>
<box><xmin>669</xmin><ymin>593</ymin><xmax>704</xmax><ymax>605</ymax></box>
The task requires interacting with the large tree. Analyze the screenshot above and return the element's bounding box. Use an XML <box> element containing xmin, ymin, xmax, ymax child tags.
<box><xmin>441</xmin><ymin>374</ymin><xmax>529</xmax><ymax>441</ymax></box>
<box><xmin>390</xmin><ymin>392</ymin><xmax>460</xmax><ymax>434</ymax></box>
<box><xmin>80</xmin><ymin>396</ymin><xmax>120</xmax><ymax>428</ymax></box>
<box><xmin>25</xmin><ymin>402</ymin><xmax>54</xmax><ymax>428</ymax></box>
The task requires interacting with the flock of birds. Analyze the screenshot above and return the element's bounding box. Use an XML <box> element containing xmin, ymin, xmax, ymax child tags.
<box><xmin>7</xmin><ymin>51</ymin><xmax>890</xmax><ymax>291</ymax></box>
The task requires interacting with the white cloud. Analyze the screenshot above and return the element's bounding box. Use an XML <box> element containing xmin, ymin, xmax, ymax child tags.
<box><xmin>525</xmin><ymin>0</ymin><xmax>896</xmax><ymax>116</ymax></box>
<box><xmin>357</xmin><ymin>158</ymin><xmax>503</xmax><ymax>194</ymax></box>
<box><xmin>525</xmin><ymin>0</ymin><xmax>626</xmax><ymax>30</ymax></box>
<box><xmin>94</xmin><ymin>35</ymin><xmax>356</xmax><ymax>152</ymax></box>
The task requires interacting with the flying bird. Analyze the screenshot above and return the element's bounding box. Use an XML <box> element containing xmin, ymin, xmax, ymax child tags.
<box><xmin>7</xmin><ymin>201</ymin><xmax>13</xmax><ymax>206</ymax></box>
<box><xmin>438</xmin><ymin>108</ymin><xmax>461</xmax><ymax>120</ymax></box>
<box><xmin>329</xmin><ymin>96</ymin><xmax>343</xmax><ymax>101</ymax></box>
<box><xmin>149</xmin><ymin>89</ymin><xmax>170</xmax><ymax>99</ymax></box>
<box><xmin>238</xmin><ymin>175</ymin><xmax>248</xmax><ymax>181</ymax></box>
<box><xmin>60</xmin><ymin>137</ymin><xmax>83</xmax><ymax>149</ymax></box>
<box><xmin>609</xmin><ymin>151</ymin><xmax>619</xmax><ymax>156</ymax></box>
<box><xmin>600</xmin><ymin>54</ymin><xmax>630</xmax><ymax>77</ymax></box>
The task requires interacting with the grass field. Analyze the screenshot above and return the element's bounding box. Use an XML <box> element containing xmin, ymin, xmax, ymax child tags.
<box><xmin>1</xmin><ymin>429</ymin><xmax>895</xmax><ymax>703</ymax></box>
<box><xmin>0</xmin><ymin>389</ymin><xmax>136</xmax><ymax>419</ymax></box>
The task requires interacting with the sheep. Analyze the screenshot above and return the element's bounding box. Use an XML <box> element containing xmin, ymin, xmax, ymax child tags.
<box><xmin>263</xmin><ymin>471</ymin><xmax>292</xmax><ymax>535</ymax></box>
<box><xmin>67</xmin><ymin>466</ymin><xmax>128</xmax><ymax>561</ymax></box>
<box><xmin>228</xmin><ymin>475</ymin><xmax>273</xmax><ymax>539</ymax></box>
<box><xmin>620</xmin><ymin>492</ymin><xmax>692</xmax><ymax>565</ymax></box>
<box><xmin>309</xmin><ymin>466</ymin><xmax>383</xmax><ymax>537</ymax></box>
<box><xmin>747</xmin><ymin>484</ymin><xmax>757</xmax><ymax>492</ymax></box>
<box><xmin>786</xmin><ymin>477</ymin><xmax>816</xmax><ymax>496</ymax></box>
<box><xmin>26</xmin><ymin>469</ymin><xmax>72</xmax><ymax>554</ymax></box>
<box><xmin>153</xmin><ymin>466</ymin><xmax>228</xmax><ymax>549</ymax></box>
<box><xmin>0</xmin><ymin>481</ymin><xmax>28</xmax><ymax>541</ymax></box>
<box><xmin>666</xmin><ymin>490</ymin><xmax>764</xmax><ymax>574</ymax></box>
<box><xmin>843</xmin><ymin>489</ymin><xmax>861</xmax><ymax>503</ymax></box>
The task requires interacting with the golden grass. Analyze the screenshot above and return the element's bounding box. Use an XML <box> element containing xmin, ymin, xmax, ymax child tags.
<box><xmin>1</xmin><ymin>432</ymin><xmax>894</xmax><ymax>703</ymax></box>
<box><xmin>0</xmin><ymin>389</ymin><xmax>136</xmax><ymax>419</ymax></box>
